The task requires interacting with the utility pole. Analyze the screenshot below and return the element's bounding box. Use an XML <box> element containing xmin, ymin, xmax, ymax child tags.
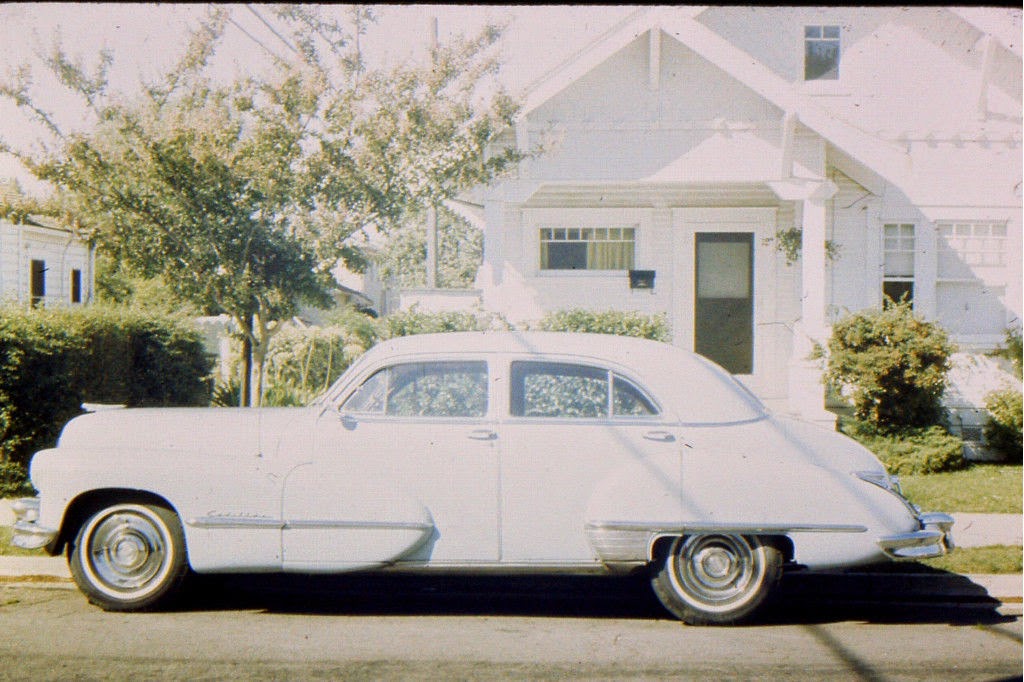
<box><xmin>425</xmin><ymin>16</ymin><xmax>439</xmax><ymax>289</ymax></box>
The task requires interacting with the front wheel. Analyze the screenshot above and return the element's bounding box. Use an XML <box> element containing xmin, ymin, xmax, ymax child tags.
<box><xmin>69</xmin><ymin>502</ymin><xmax>189</xmax><ymax>611</ymax></box>
<box><xmin>650</xmin><ymin>534</ymin><xmax>782</xmax><ymax>625</ymax></box>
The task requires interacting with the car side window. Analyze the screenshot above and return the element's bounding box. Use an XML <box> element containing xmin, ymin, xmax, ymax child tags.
<box><xmin>341</xmin><ymin>361</ymin><xmax>488</xmax><ymax>418</ymax></box>
<box><xmin>510</xmin><ymin>362</ymin><xmax>661</xmax><ymax>419</ymax></box>
<box><xmin>612</xmin><ymin>374</ymin><xmax>659</xmax><ymax>417</ymax></box>
<box><xmin>341</xmin><ymin>368</ymin><xmax>389</xmax><ymax>413</ymax></box>
<box><xmin>510</xmin><ymin>361</ymin><xmax>608</xmax><ymax>418</ymax></box>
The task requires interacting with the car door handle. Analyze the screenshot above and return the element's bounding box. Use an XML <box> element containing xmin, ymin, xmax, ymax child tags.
<box><xmin>468</xmin><ymin>429</ymin><xmax>498</xmax><ymax>441</ymax></box>
<box><xmin>643</xmin><ymin>431</ymin><xmax>676</xmax><ymax>442</ymax></box>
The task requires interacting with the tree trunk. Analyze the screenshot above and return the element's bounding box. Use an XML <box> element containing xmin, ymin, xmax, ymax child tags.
<box><xmin>240</xmin><ymin>313</ymin><xmax>254</xmax><ymax>407</ymax></box>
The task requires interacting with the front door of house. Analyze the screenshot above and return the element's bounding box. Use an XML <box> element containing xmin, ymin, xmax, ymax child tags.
<box><xmin>694</xmin><ymin>232</ymin><xmax>754</xmax><ymax>374</ymax></box>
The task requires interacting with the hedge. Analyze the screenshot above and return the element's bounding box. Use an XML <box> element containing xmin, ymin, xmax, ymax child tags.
<box><xmin>840</xmin><ymin>419</ymin><xmax>966</xmax><ymax>475</ymax></box>
<box><xmin>984</xmin><ymin>388</ymin><xmax>1023</xmax><ymax>462</ymax></box>
<box><xmin>0</xmin><ymin>305</ymin><xmax>211</xmax><ymax>494</ymax></box>
<box><xmin>536</xmin><ymin>309</ymin><xmax>671</xmax><ymax>342</ymax></box>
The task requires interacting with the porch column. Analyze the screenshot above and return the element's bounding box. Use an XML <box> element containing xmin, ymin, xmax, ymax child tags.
<box><xmin>769</xmin><ymin>179</ymin><xmax>838</xmax><ymax>426</ymax></box>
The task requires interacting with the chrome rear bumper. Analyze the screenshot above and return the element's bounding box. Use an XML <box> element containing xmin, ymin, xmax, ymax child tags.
<box><xmin>10</xmin><ymin>498</ymin><xmax>58</xmax><ymax>551</ymax></box>
<box><xmin>878</xmin><ymin>512</ymin><xmax>955</xmax><ymax>560</ymax></box>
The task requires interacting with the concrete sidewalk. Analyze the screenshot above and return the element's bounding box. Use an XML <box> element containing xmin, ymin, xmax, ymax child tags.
<box><xmin>951</xmin><ymin>513</ymin><xmax>1022</xmax><ymax>547</ymax></box>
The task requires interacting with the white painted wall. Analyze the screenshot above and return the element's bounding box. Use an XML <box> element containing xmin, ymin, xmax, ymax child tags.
<box><xmin>0</xmin><ymin>221</ymin><xmax>93</xmax><ymax>306</ymax></box>
<box><xmin>478</xmin><ymin>8</ymin><xmax>1020</xmax><ymax>420</ymax></box>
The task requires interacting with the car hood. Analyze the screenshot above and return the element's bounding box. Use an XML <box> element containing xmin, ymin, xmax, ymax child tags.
<box><xmin>681</xmin><ymin>415</ymin><xmax>885</xmax><ymax>475</ymax></box>
<box><xmin>56</xmin><ymin>407</ymin><xmax>307</xmax><ymax>457</ymax></box>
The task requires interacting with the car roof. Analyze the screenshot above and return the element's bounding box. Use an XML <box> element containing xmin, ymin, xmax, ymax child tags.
<box><xmin>364</xmin><ymin>331</ymin><xmax>704</xmax><ymax>372</ymax></box>
<box><xmin>327</xmin><ymin>331</ymin><xmax>767</xmax><ymax>423</ymax></box>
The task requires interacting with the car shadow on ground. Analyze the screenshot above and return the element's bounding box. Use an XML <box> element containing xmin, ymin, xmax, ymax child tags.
<box><xmin>180</xmin><ymin>569</ymin><xmax>1016</xmax><ymax>626</ymax></box>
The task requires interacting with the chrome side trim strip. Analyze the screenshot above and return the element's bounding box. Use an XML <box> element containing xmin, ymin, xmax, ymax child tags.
<box><xmin>188</xmin><ymin>517</ymin><xmax>433</xmax><ymax>532</ymax></box>
<box><xmin>586</xmin><ymin>522</ymin><xmax>868</xmax><ymax>534</ymax></box>
<box><xmin>188</xmin><ymin>517</ymin><xmax>284</xmax><ymax>530</ymax></box>
<box><xmin>585</xmin><ymin>521</ymin><xmax>867</xmax><ymax>564</ymax></box>
<box><xmin>283</xmin><ymin>520</ymin><xmax>434</xmax><ymax>532</ymax></box>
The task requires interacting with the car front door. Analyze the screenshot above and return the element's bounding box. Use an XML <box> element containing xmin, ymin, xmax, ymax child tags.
<box><xmin>282</xmin><ymin>359</ymin><xmax>500</xmax><ymax>570</ymax></box>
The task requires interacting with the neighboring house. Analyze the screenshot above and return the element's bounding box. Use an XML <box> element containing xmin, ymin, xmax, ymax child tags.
<box><xmin>0</xmin><ymin>215</ymin><xmax>95</xmax><ymax>307</ymax></box>
<box><xmin>461</xmin><ymin>6</ymin><xmax>1021</xmax><ymax>423</ymax></box>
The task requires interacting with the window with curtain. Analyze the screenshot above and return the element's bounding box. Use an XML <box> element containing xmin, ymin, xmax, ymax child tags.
<box><xmin>539</xmin><ymin>227</ymin><xmax>636</xmax><ymax>271</ymax></box>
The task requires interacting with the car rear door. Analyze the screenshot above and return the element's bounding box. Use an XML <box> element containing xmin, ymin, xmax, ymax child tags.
<box><xmin>498</xmin><ymin>358</ymin><xmax>682</xmax><ymax>564</ymax></box>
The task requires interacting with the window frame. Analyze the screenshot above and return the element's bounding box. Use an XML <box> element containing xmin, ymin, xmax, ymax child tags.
<box><xmin>71</xmin><ymin>268</ymin><xmax>82</xmax><ymax>304</ymax></box>
<box><xmin>804</xmin><ymin>24</ymin><xmax>841</xmax><ymax>81</ymax></box>
<box><xmin>936</xmin><ymin>221</ymin><xmax>1008</xmax><ymax>273</ymax></box>
<box><xmin>538</xmin><ymin>226</ymin><xmax>637</xmax><ymax>272</ymax></box>
<box><xmin>339</xmin><ymin>359</ymin><xmax>491</xmax><ymax>420</ymax></box>
<box><xmin>508</xmin><ymin>359</ymin><xmax>661</xmax><ymax>422</ymax></box>
<box><xmin>29</xmin><ymin>259</ymin><xmax>46</xmax><ymax>308</ymax></box>
<box><xmin>882</xmin><ymin>223</ymin><xmax>915</xmax><ymax>307</ymax></box>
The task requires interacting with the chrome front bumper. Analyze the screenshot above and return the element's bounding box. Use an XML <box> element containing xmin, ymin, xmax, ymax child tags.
<box><xmin>10</xmin><ymin>498</ymin><xmax>58</xmax><ymax>551</ymax></box>
<box><xmin>878</xmin><ymin>512</ymin><xmax>955</xmax><ymax>560</ymax></box>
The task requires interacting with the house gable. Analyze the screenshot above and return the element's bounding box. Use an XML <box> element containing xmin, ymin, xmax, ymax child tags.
<box><xmin>517</xmin><ymin>8</ymin><xmax>917</xmax><ymax>192</ymax></box>
<box><xmin>525</xmin><ymin>32</ymin><xmax>788</xmax><ymax>184</ymax></box>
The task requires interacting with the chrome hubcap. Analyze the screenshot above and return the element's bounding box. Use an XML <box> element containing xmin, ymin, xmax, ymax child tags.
<box><xmin>82</xmin><ymin>506</ymin><xmax>171</xmax><ymax>598</ymax></box>
<box><xmin>669</xmin><ymin>535</ymin><xmax>764</xmax><ymax>612</ymax></box>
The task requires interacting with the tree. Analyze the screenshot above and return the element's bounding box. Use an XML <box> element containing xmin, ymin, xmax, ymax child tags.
<box><xmin>1</xmin><ymin>6</ymin><xmax>522</xmax><ymax>405</ymax></box>
<box><xmin>374</xmin><ymin>205</ymin><xmax>483</xmax><ymax>289</ymax></box>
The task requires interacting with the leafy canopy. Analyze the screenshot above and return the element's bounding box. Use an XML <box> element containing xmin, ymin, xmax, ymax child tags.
<box><xmin>1</xmin><ymin>6</ymin><xmax>524</xmax><ymax>403</ymax></box>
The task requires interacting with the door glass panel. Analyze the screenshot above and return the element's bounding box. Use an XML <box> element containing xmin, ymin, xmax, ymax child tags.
<box><xmin>612</xmin><ymin>375</ymin><xmax>659</xmax><ymax>417</ymax></box>
<box><xmin>341</xmin><ymin>362</ymin><xmax>488</xmax><ymax>417</ymax></box>
<box><xmin>695</xmin><ymin>233</ymin><xmax>754</xmax><ymax>374</ymax></box>
<box><xmin>696</xmin><ymin>241</ymin><xmax>751</xmax><ymax>298</ymax></box>
<box><xmin>511</xmin><ymin>362</ymin><xmax>608</xmax><ymax>418</ymax></box>
<box><xmin>341</xmin><ymin>369</ymin><xmax>389</xmax><ymax>414</ymax></box>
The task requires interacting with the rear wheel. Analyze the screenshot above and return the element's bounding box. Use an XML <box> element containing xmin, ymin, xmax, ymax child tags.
<box><xmin>69</xmin><ymin>502</ymin><xmax>188</xmax><ymax>611</ymax></box>
<box><xmin>650</xmin><ymin>534</ymin><xmax>782</xmax><ymax>625</ymax></box>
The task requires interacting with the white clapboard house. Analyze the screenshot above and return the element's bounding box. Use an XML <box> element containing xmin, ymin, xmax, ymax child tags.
<box><xmin>441</xmin><ymin>6</ymin><xmax>1021</xmax><ymax>423</ymax></box>
<box><xmin>0</xmin><ymin>213</ymin><xmax>95</xmax><ymax>308</ymax></box>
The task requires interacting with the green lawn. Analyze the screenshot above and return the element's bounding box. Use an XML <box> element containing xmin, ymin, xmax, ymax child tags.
<box><xmin>900</xmin><ymin>463</ymin><xmax>1022</xmax><ymax>513</ymax></box>
<box><xmin>922</xmin><ymin>545</ymin><xmax>1023</xmax><ymax>575</ymax></box>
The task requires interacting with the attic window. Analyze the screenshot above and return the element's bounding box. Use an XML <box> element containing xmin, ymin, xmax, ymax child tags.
<box><xmin>804</xmin><ymin>25</ymin><xmax>840</xmax><ymax>80</ymax></box>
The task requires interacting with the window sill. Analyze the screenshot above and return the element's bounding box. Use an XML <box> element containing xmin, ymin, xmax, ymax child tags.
<box><xmin>536</xmin><ymin>270</ymin><xmax>630</xmax><ymax>277</ymax></box>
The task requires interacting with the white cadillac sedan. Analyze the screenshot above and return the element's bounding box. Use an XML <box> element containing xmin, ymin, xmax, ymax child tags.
<box><xmin>12</xmin><ymin>331</ymin><xmax>953</xmax><ymax>624</ymax></box>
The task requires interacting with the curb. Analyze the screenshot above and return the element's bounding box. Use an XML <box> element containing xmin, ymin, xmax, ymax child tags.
<box><xmin>781</xmin><ymin>570</ymin><xmax>1022</xmax><ymax>601</ymax></box>
<box><xmin>0</xmin><ymin>556</ymin><xmax>1020</xmax><ymax>606</ymax></box>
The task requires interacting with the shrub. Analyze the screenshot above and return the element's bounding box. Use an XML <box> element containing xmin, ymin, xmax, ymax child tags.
<box><xmin>536</xmin><ymin>310</ymin><xmax>671</xmax><ymax>342</ymax></box>
<box><xmin>380</xmin><ymin>307</ymin><xmax>510</xmax><ymax>339</ymax></box>
<box><xmin>0</xmin><ymin>305</ymin><xmax>211</xmax><ymax>493</ymax></box>
<box><xmin>0</xmin><ymin>461</ymin><xmax>32</xmax><ymax>498</ymax></box>
<box><xmin>825</xmin><ymin>302</ymin><xmax>953</xmax><ymax>429</ymax></box>
<box><xmin>261</xmin><ymin>322</ymin><xmax>376</xmax><ymax>406</ymax></box>
<box><xmin>840</xmin><ymin>419</ymin><xmax>966</xmax><ymax>475</ymax></box>
<box><xmin>984</xmin><ymin>388</ymin><xmax>1023</xmax><ymax>462</ymax></box>
<box><xmin>991</xmin><ymin>327</ymin><xmax>1023</xmax><ymax>379</ymax></box>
